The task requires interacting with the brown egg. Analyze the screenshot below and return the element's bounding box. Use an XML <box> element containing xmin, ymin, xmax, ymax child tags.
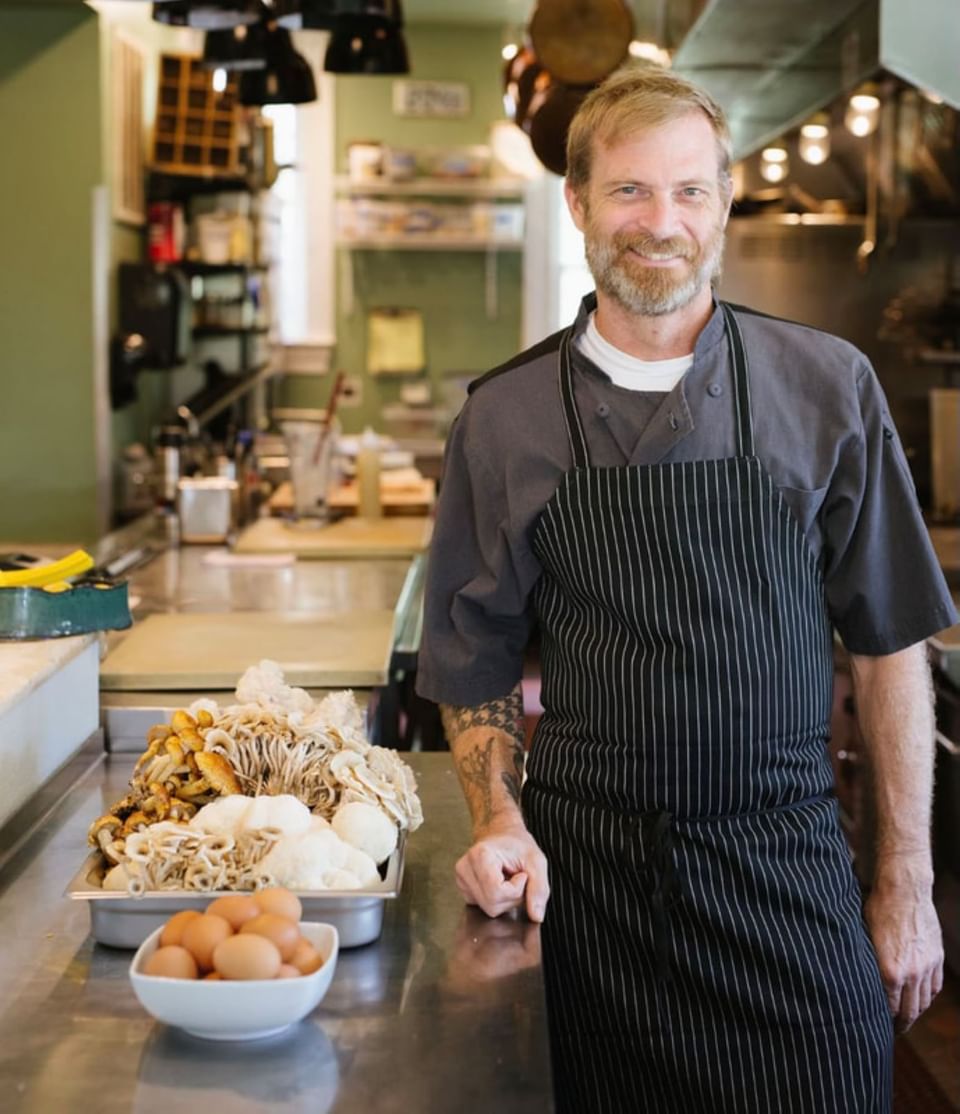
<box><xmin>159</xmin><ymin>909</ymin><xmax>201</xmax><ymax>948</ymax></box>
<box><xmin>253</xmin><ymin>887</ymin><xmax>302</xmax><ymax>924</ymax></box>
<box><xmin>276</xmin><ymin>963</ymin><xmax>302</xmax><ymax>979</ymax></box>
<box><xmin>290</xmin><ymin>936</ymin><xmax>324</xmax><ymax>976</ymax></box>
<box><xmin>240</xmin><ymin>913</ymin><xmax>300</xmax><ymax>962</ymax></box>
<box><xmin>206</xmin><ymin>894</ymin><xmax>261</xmax><ymax>931</ymax></box>
<box><xmin>143</xmin><ymin>945</ymin><xmax>199</xmax><ymax>980</ymax></box>
<box><xmin>180</xmin><ymin>913</ymin><xmax>233</xmax><ymax>972</ymax></box>
<box><xmin>204</xmin><ymin>972</ymin><xmax>223</xmax><ymax>981</ymax></box>
<box><xmin>213</xmin><ymin>933</ymin><xmax>282</xmax><ymax>981</ymax></box>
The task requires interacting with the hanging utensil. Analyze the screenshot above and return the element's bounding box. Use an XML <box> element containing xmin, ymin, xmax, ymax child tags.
<box><xmin>528</xmin><ymin>0</ymin><xmax>634</xmax><ymax>87</ymax></box>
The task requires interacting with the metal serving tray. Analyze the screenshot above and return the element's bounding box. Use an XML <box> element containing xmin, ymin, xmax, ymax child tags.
<box><xmin>65</xmin><ymin>835</ymin><xmax>405</xmax><ymax>950</ymax></box>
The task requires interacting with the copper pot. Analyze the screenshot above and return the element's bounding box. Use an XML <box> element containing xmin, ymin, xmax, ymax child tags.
<box><xmin>526</xmin><ymin>82</ymin><xmax>592</xmax><ymax>176</ymax></box>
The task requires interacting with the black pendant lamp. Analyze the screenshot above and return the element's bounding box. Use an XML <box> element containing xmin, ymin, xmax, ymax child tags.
<box><xmin>239</xmin><ymin>25</ymin><xmax>317</xmax><ymax>105</ymax></box>
<box><xmin>152</xmin><ymin>1</ymin><xmax>265</xmax><ymax>29</ymax></box>
<box><xmin>272</xmin><ymin>0</ymin><xmax>338</xmax><ymax>29</ymax></box>
<box><xmin>202</xmin><ymin>23</ymin><xmax>269</xmax><ymax>70</ymax></box>
<box><xmin>324</xmin><ymin>1</ymin><xmax>409</xmax><ymax>76</ymax></box>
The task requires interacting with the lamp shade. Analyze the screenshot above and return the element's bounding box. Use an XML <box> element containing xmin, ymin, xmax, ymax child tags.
<box><xmin>239</xmin><ymin>26</ymin><xmax>318</xmax><ymax>105</ymax></box>
<box><xmin>273</xmin><ymin>0</ymin><xmax>338</xmax><ymax>29</ymax></box>
<box><xmin>324</xmin><ymin>12</ymin><xmax>409</xmax><ymax>75</ymax></box>
<box><xmin>202</xmin><ymin>24</ymin><xmax>269</xmax><ymax>70</ymax></box>
<box><xmin>152</xmin><ymin>1</ymin><xmax>264</xmax><ymax>30</ymax></box>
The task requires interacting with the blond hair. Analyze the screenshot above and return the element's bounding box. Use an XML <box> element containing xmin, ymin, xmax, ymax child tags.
<box><xmin>566</xmin><ymin>66</ymin><xmax>733</xmax><ymax>199</ymax></box>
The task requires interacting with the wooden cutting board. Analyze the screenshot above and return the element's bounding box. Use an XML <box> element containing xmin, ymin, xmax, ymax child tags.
<box><xmin>99</xmin><ymin>610</ymin><xmax>397</xmax><ymax>690</ymax></box>
<box><xmin>267</xmin><ymin>478</ymin><xmax>436</xmax><ymax>516</ymax></box>
<box><xmin>233</xmin><ymin>515</ymin><xmax>433</xmax><ymax>558</ymax></box>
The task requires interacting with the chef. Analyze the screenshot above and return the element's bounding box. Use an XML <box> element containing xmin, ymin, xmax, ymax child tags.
<box><xmin>417</xmin><ymin>67</ymin><xmax>957</xmax><ymax>1113</ymax></box>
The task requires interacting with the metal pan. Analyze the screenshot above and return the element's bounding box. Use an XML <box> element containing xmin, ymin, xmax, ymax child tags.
<box><xmin>65</xmin><ymin>835</ymin><xmax>405</xmax><ymax>950</ymax></box>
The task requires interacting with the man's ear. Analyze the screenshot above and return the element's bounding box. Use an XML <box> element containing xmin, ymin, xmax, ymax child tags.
<box><xmin>564</xmin><ymin>179</ymin><xmax>587</xmax><ymax>233</ymax></box>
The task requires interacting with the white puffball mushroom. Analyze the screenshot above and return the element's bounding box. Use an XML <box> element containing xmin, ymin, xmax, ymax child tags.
<box><xmin>341</xmin><ymin>844</ymin><xmax>380</xmax><ymax>887</ymax></box>
<box><xmin>332</xmin><ymin>801</ymin><xmax>398</xmax><ymax>865</ymax></box>
<box><xmin>189</xmin><ymin>795</ymin><xmax>252</xmax><ymax>837</ymax></box>
<box><xmin>321</xmin><ymin>868</ymin><xmax>363</xmax><ymax>890</ymax></box>
<box><xmin>242</xmin><ymin>794</ymin><xmax>312</xmax><ymax>836</ymax></box>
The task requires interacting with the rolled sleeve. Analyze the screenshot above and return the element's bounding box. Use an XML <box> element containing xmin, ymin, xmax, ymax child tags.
<box><xmin>416</xmin><ymin>407</ymin><xmax>542</xmax><ymax>706</ymax></box>
<box><xmin>821</xmin><ymin>359</ymin><xmax>958</xmax><ymax>653</ymax></box>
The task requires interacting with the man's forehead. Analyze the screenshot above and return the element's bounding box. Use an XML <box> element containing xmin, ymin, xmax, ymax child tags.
<box><xmin>591</xmin><ymin>117</ymin><xmax>721</xmax><ymax>176</ymax></box>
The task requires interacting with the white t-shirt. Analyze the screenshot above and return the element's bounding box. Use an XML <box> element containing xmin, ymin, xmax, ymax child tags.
<box><xmin>576</xmin><ymin>311</ymin><xmax>693</xmax><ymax>392</ymax></box>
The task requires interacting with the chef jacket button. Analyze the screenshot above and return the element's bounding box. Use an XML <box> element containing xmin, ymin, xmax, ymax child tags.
<box><xmin>596</xmin><ymin>402</ymin><xmax>611</xmax><ymax>418</ymax></box>
<box><xmin>707</xmin><ymin>382</ymin><xmax>723</xmax><ymax>397</ymax></box>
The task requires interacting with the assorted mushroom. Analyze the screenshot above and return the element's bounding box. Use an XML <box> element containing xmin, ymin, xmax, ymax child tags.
<box><xmin>87</xmin><ymin>661</ymin><xmax>423</xmax><ymax>886</ymax></box>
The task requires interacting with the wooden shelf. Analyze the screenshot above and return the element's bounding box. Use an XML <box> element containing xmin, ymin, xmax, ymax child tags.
<box><xmin>337</xmin><ymin>236</ymin><xmax>523</xmax><ymax>251</ymax></box>
<box><xmin>181</xmin><ymin>261</ymin><xmax>270</xmax><ymax>275</ymax></box>
<box><xmin>193</xmin><ymin>325</ymin><xmax>270</xmax><ymax>337</ymax></box>
<box><xmin>917</xmin><ymin>348</ymin><xmax>960</xmax><ymax>365</ymax></box>
<box><xmin>334</xmin><ymin>175</ymin><xmax>528</xmax><ymax>198</ymax></box>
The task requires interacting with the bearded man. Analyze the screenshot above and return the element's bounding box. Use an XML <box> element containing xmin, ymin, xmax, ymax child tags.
<box><xmin>417</xmin><ymin>66</ymin><xmax>956</xmax><ymax>1114</ymax></box>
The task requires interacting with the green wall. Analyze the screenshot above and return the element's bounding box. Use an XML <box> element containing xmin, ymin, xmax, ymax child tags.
<box><xmin>279</xmin><ymin>24</ymin><xmax>524</xmax><ymax>434</ymax></box>
<box><xmin>0</xmin><ymin>6</ymin><xmax>102</xmax><ymax>544</ymax></box>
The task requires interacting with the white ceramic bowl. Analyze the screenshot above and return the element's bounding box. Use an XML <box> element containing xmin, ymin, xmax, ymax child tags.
<box><xmin>129</xmin><ymin>922</ymin><xmax>339</xmax><ymax>1041</ymax></box>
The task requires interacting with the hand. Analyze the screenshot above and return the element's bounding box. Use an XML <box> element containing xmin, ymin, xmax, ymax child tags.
<box><xmin>864</xmin><ymin>881</ymin><xmax>944</xmax><ymax>1033</ymax></box>
<box><xmin>454</xmin><ymin>819</ymin><xmax>550</xmax><ymax>922</ymax></box>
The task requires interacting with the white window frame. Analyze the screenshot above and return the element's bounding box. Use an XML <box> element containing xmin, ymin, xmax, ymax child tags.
<box><xmin>523</xmin><ymin>174</ymin><xmax>594</xmax><ymax>345</ymax></box>
<box><xmin>268</xmin><ymin>33</ymin><xmax>336</xmax><ymax>374</ymax></box>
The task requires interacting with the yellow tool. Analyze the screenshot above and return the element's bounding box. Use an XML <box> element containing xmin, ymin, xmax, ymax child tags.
<box><xmin>0</xmin><ymin>550</ymin><xmax>94</xmax><ymax>589</ymax></box>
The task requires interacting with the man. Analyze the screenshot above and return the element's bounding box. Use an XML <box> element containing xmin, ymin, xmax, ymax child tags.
<box><xmin>417</xmin><ymin>66</ymin><xmax>957</xmax><ymax>1114</ymax></box>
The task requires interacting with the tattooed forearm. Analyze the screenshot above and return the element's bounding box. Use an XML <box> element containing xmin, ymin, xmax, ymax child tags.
<box><xmin>457</xmin><ymin>736</ymin><xmax>496</xmax><ymax>827</ymax></box>
<box><xmin>440</xmin><ymin>685</ymin><xmax>524</xmax><ymax>741</ymax></box>
<box><xmin>441</xmin><ymin>683</ymin><xmax>526</xmax><ymax>834</ymax></box>
<box><xmin>500</xmin><ymin>742</ymin><xmax>525</xmax><ymax>807</ymax></box>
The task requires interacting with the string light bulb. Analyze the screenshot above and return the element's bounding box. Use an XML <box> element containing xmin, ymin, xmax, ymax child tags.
<box><xmin>759</xmin><ymin>144</ymin><xmax>789</xmax><ymax>183</ymax></box>
<box><xmin>799</xmin><ymin>113</ymin><xmax>830</xmax><ymax>165</ymax></box>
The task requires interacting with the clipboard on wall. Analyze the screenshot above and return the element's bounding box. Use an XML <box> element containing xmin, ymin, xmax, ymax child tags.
<box><xmin>367</xmin><ymin>307</ymin><xmax>425</xmax><ymax>375</ymax></box>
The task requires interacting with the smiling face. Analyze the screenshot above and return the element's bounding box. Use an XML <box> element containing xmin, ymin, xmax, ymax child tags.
<box><xmin>566</xmin><ymin>111</ymin><xmax>732</xmax><ymax>319</ymax></box>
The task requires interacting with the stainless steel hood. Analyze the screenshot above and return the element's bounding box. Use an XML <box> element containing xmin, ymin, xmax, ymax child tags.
<box><xmin>672</xmin><ymin>0</ymin><xmax>960</xmax><ymax>158</ymax></box>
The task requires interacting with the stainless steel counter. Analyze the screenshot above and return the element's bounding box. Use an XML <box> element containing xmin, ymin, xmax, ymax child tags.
<box><xmin>97</xmin><ymin>523</ymin><xmax>421</xmax><ymax>750</ymax></box>
<box><xmin>0</xmin><ymin>753</ymin><xmax>551</xmax><ymax>1113</ymax></box>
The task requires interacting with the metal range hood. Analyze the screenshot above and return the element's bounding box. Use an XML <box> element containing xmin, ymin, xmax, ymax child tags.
<box><xmin>671</xmin><ymin>0</ymin><xmax>960</xmax><ymax>158</ymax></box>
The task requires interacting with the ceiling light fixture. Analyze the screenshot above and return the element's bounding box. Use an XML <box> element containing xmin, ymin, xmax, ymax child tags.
<box><xmin>239</xmin><ymin>24</ymin><xmax>318</xmax><ymax>105</ymax></box>
<box><xmin>627</xmin><ymin>40</ymin><xmax>671</xmax><ymax>68</ymax></box>
<box><xmin>798</xmin><ymin>113</ymin><xmax>830</xmax><ymax>165</ymax></box>
<box><xmin>202</xmin><ymin>23</ymin><xmax>269</xmax><ymax>70</ymax></box>
<box><xmin>152</xmin><ymin>1</ymin><xmax>265</xmax><ymax>30</ymax></box>
<box><xmin>844</xmin><ymin>87</ymin><xmax>881</xmax><ymax>137</ymax></box>
<box><xmin>759</xmin><ymin>144</ymin><xmax>789</xmax><ymax>183</ymax></box>
<box><xmin>324</xmin><ymin>0</ymin><xmax>409</xmax><ymax>75</ymax></box>
<box><xmin>272</xmin><ymin>0</ymin><xmax>338</xmax><ymax>30</ymax></box>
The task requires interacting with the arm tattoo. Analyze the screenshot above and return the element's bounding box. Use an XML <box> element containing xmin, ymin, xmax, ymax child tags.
<box><xmin>457</xmin><ymin>736</ymin><xmax>496</xmax><ymax>827</ymax></box>
<box><xmin>441</xmin><ymin>684</ymin><xmax>526</xmax><ymax>828</ymax></box>
<box><xmin>441</xmin><ymin>686</ymin><xmax>524</xmax><ymax>741</ymax></box>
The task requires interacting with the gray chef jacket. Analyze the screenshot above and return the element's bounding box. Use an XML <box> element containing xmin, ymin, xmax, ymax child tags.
<box><xmin>417</xmin><ymin>294</ymin><xmax>958</xmax><ymax>707</ymax></box>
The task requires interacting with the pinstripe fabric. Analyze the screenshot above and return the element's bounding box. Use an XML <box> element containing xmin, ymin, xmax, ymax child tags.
<box><xmin>522</xmin><ymin>305</ymin><xmax>892</xmax><ymax>1113</ymax></box>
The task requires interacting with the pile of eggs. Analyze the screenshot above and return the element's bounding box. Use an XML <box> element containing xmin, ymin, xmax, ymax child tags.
<box><xmin>142</xmin><ymin>887</ymin><xmax>325</xmax><ymax>981</ymax></box>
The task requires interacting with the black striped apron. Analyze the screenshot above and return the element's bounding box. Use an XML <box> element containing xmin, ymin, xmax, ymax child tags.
<box><xmin>522</xmin><ymin>304</ymin><xmax>893</xmax><ymax>1114</ymax></box>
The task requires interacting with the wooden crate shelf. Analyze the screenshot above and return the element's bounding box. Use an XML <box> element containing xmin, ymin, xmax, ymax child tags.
<box><xmin>151</xmin><ymin>53</ymin><xmax>243</xmax><ymax>179</ymax></box>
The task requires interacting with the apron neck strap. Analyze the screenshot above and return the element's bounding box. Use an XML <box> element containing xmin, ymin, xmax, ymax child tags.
<box><xmin>720</xmin><ymin>303</ymin><xmax>755</xmax><ymax>458</ymax></box>
<box><xmin>558</xmin><ymin>329</ymin><xmax>591</xmax><ymax>469</ymax></box>
<box><xmin>558</xmin><ymin>305</ymin><xmax>756</xmax><ymax>464</ymax></box>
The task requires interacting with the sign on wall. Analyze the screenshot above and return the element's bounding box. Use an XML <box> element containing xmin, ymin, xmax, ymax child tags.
<box><xmin>392</xmin><ymin>80</ymin><xmax>471</xmax><ymax>118</ymax></box>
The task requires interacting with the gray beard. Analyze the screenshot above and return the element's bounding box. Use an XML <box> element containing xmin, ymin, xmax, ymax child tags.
<box><xmin>585</xmin><ymin>232</ymin><xmax>725</xmax><ymax>317</ymax></box>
